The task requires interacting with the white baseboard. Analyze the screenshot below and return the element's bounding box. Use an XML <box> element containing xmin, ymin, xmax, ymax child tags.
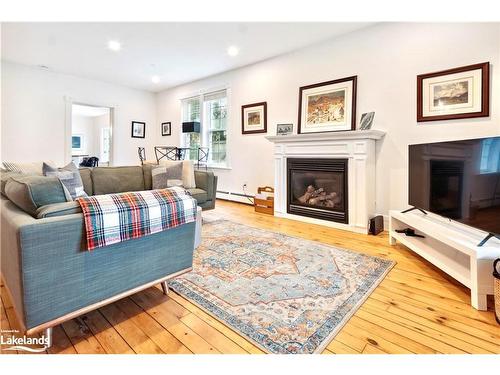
<box><xmin>216</xmin><ymin>191</ymin><xmax>254</xmax><ymax>206</ymax></box>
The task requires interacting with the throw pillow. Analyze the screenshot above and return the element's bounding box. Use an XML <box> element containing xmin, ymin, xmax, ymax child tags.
<box><xmin>152</xmin><ymin>163</ymin><xmax>184</xmax><ymax>189</ymax></box>
<box><xmin>158</xmin><ymin>160</ymin><xmax>196</xmax><ymax>189</ymax></box>
<box><xmin>3</xmin><ymin>161</ymin><xmax>56</xmax><ymax>175</ymax></box>
<box><xmin>43</xmin><ymin>162</ymin><xmax>87</xmax><ymax>200</ymax></box>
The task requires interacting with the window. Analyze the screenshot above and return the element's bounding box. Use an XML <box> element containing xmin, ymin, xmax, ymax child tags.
<box><xmin>181</xmin><ymin>97</ymin><xmax>201</xmax><ymax>161</ymax></box>
<box><xmin>181</xmin><ymin>89</ymin><xmax>228</xmax><ymax>167</ymax></box>
<box><xmin>480</xmin><ymin>138</ymin><xmax>500</xmax><ymax>174</ymax></box>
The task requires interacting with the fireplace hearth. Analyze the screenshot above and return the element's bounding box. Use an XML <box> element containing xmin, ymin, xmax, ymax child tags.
<box><xmin>287</xmin><ymin>158</ymin><xmax>348</xmax><ymax>223</ymax></box>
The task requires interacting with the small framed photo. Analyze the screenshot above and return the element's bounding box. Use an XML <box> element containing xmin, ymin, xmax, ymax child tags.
<box><xmin>131</xmin><ymin>121</ymin><xmax>146</xmax><ymax>138</ymax></box>
<box><xmin>161</xmin><ymin>122</ymin><xmax>171</xmax><ymax>136</ymax></box>
<box><xmin>298</xmin><ymin>76</ymin><xmax>357</xmax><ymax>134</ymax></box>
<box><xmin>242</xmin><ymin>102</ymin><xmax>267</xmax><ymax>134</ymax></box>
<box><xmin>417</xmin><ymin>62</ymin><xmax>489</xmax><ymax>122</ymax></box>
<box><xmin>359</xmin><ymin>112</ymin><xmax>375</xmax><ymax>130</ymax></box>
<box><xmin>276</xmin><ymin>123</ymin><xmax>293</xmax><ymax>136</ymax></box>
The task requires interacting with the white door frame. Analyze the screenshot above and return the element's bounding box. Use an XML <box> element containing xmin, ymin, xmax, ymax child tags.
<box><xmin>64</xmin><ymin>97</ymin><xmax>115</xmax><ymax>166</ymax></box>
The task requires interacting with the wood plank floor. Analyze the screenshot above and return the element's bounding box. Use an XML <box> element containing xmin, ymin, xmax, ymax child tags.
<box><xmin>1</xmin><ymin>199</ymin><xmax>499</xmax><ymax>354</ymax></box>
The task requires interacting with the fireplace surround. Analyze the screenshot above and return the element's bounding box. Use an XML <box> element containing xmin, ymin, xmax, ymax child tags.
<box><xmin>267</xmin><ymin>130</ymin><xmax>385</xmax><ymax>233</ymax></box>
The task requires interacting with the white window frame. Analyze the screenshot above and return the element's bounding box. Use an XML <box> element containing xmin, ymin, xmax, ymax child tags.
<box><xmin>180</xmin><ymin>87</ymin><xmax>231</xmax><ymax>169</ymax></box>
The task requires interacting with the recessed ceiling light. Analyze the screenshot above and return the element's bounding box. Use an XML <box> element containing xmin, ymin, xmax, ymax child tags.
<box><xmin>108</xmin><ymin>40</ymin><xmax>121</xmax><ymax>51</ymax></box>
<box><xmin>151</xmin><ymin>76</ymin><xmax>160</xmax><ymax>84</ymax></box>
<box><xmin>227</xmin><ymin>45</ymin><xmax>239</xmax><ymax>57</ymax></box>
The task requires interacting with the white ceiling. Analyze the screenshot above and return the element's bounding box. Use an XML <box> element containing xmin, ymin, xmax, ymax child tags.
<box><xmin>72</xmin><ymin>104</ymin><xmax>110</xmax><ymax>117</ymax></box>
<box><xmin>1</xmin><ymin>22</ymin><xmax>372</xmax><ymax>92</ymax></box>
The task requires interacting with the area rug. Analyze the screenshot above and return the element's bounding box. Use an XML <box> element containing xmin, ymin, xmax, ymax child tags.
<box><xmin>169</xmin><ymin>220</ymin><xmax>395</xmax><ymax>354</ymax></box>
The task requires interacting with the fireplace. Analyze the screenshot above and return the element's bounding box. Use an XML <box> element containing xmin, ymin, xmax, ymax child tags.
<box><xmin>287</xmin><ymin>158</ymin><xmax>348</xmax><ymax>223</ymax></box>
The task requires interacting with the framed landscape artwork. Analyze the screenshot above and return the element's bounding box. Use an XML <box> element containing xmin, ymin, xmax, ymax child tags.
<box><xmin>242</xmin><ymin>102</ymin><xmax>267</xmax><ymax>134</ymax></box>
<box><xmin>131</xmin><ymin>121</ymin><xmax>146</xmax><ymax>138</ymax></box>
<box><xmin>298</xmin><ymin>76</ymin><xmax>357</xmax><ymax>134</ymax></box>
<box><xmin>417</xmin><ymin>62</ymin><xmax>489</xmax><ymax>122</ymax></box>
<box><xmin>161</xmin><ymin>122</ymin><xmax>171</xmax><ymax>136</ymax></box>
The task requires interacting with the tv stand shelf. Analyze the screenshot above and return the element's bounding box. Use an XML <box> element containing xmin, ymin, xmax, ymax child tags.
<box><xmin>389</xmin><ymin>210</ymin><xmax>500</xmax><ymax>310</ymax></box>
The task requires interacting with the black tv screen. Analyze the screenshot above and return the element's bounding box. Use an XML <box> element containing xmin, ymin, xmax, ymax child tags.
<box><xmin>408</xmin><ymin>137</ymin><xmax>500</xmax><ymax>235</ymax></box>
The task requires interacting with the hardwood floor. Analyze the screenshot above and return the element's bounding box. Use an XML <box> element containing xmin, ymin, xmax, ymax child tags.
<box><xmin>1</xmin><ymin>199</ymin><xmax>499</xmax><ymax>354</ymax></box>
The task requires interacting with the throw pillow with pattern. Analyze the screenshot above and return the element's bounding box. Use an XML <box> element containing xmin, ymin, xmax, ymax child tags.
<box><xmin>43</xmin><ymin>162</ymin><xmax>87</xmax><ymax>200</ymax></box>
<box><xmin>152</xmin><ymin>163</ymin><xmax>184</xmax><ymax>189</ymax></box>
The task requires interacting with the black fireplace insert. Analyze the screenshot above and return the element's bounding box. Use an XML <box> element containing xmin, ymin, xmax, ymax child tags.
<box><xmin>287</xmin><ymin>158</ymin><xmax>348</xmax><ymax>223</ymax></box>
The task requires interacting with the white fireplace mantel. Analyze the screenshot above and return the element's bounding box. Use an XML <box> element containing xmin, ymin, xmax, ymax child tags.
<box><xmin>266</xmin><ymin>130</ymin><xmax>386</xmax><ymax>233</ymax></box>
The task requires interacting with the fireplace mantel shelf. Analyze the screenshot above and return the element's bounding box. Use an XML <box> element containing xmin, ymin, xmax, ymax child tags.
<box><xmin>266</xmin><ymin>129</ymin><xmax>386</xmax><ymax>143</ymax></box>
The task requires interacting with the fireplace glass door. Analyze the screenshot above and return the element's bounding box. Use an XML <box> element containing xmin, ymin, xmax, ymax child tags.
<box><xmin>287</xmin><ymin>158</ymin><xmax>348</xmax><ymax>223</ymax></box>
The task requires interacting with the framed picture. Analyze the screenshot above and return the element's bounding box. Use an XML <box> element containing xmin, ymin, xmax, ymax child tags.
<box><xmin>131</xmin><ymin>121</ymin><xmax>146</xmax><ymax>138</ymax></box>
<box><xmin>161</xmin><ymin>122</ymin><xmax>171</xmax><ymax>136</ymax></box>
<box><xmin>359</xmin><ymin>112</ymin><xmax>375</xmax><ymax>130</ymax></box>
<box><xmin>298</xmin><ymin>76</ymin><xmax>357</xmax><ymax>134</ymax></box>
<box><xmin>417</xmin><ymin>62</ymin><xmax>489</xmax><ymax>122</ymax></box>
<box><xmin>276</xmin><ymin>123</ymin><xmax>293</xmax><ymax>136</ymax></box>
<box><xmin>71</xmin><ymin>134</ymin><xmax>84</xmax><ymax>151</ymax></box>
<box><xmin>242</xmin><ymin>102</ymin><xmax>267</xmax><ymax>134</ymax></box>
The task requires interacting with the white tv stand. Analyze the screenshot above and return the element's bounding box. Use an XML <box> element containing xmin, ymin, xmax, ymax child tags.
<box><xmin>389</xmin><ymin>210</ymin><xmax>500</xmax><ymax>310</ymax></box>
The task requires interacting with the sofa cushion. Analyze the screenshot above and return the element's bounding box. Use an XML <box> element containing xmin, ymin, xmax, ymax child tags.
<box><xmin>92</xmin><ymin>166</ymin><xmax>145</xmax><ymax>195</ymax></box>
<box><xmin>36</xmin><ymin>201</ymin><xmax>82</xmax><ymax>218</ymax></box>
<box><xmin>142</xmin><ymin>163</ymin><xmax>153</xmax><ymax>190</ymax></box>
<box><xmin>4</xmin><ymin>175</ymin><xmax>71</xmax><ymax>216</ymax></box>
<box><xmin>187</xmin><ymin>188</ymin><xmax>208</xmax><ymax>204</ymax></box>
<box><xmin>79</xmin><ymin>167</ymin><xmax>93</xmax><ymax>195</ymax></box>
<box><xmin>1</xmin><ymin>169</ymin><xmax>23</xmax><ymax>196</ymax></box>
<box><xmin>43</xmin><ymin>162</ymin><xmax>87</xmax><ymax>199</ymax></box>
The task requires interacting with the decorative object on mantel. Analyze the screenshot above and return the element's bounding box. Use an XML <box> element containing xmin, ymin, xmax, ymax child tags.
<box><xmin>254</xmin><ymin>186</ymin><xmax>274</xmax><ymax>215</ymax></box>
<box><xmin>161</xmin><ymin>122</ymin><xmax>171</xmax><ymax>136</ymax></box>
<box><xmin>359</xmin><ymin>111</ymin><xmax>375</xmax><ymax>130</ymax></box>
<box><xmin>241</xmin><ymin>102</ymin><xmax>267</xmax><ymax>134</ymax></box>
<box><xmin>131</xmin><ymin>121</ymin><xmax>146</xmax><ymax>138</ymax></box>
<box><xmin>276</xmin><ymin>123</ymin><xmax>293</xmax><ymax>136</ymax></box>
<box><xmin>417</xmin><ymin>62</ymin><xmax>489</xmax><ymax>122</ymax></box>
<box><xmin>169</xmin><ymin>220</ymin><xmax>395</xmax><ymax>354</ymax></box>
<box><xmin>298</xmin><ymin>76</ymin><xmax>357</xmax><ymax>134</ymax></box>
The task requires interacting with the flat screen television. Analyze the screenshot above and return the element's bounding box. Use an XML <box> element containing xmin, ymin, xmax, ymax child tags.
<box><xmin>408</xmin><ymin>137</ymin><xmax>500</xmax><ymax>244</ymax></box>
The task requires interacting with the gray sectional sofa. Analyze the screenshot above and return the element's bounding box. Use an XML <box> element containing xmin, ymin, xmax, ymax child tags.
<box><xmin>0</xmin><ymin>165</ymin><xmax>217</xmax><ymax>347</ymax></box>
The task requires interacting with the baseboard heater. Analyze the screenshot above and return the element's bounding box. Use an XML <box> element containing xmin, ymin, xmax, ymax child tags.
<box><xmin>216</xmin><ymin>190</ymin><xmax>254</xmax><ymax>205</ymax></box>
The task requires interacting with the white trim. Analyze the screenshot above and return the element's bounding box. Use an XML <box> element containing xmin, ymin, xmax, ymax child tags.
<box><xmin>65</xmin><ymin>98</ymin><xmax>115</xmax><ymax>166</ymax></box>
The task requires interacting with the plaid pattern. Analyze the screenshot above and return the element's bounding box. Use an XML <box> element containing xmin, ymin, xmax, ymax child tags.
<box><xmin>76</xmin><ymin>187</ymin><xmax>197</xmax><ymax>251</ymax></box>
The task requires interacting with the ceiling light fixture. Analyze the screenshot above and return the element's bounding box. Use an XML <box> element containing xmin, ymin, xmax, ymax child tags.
<box><xmin>227</xmin><ymin>45</ymin><xmax>239</xmax><ymax>57</ymax></box>
<box><xmin>151</xmin><ymin>76</ymin><xmax>160</xmax><ymax>84</ymax></box>
<box><xmin>108</xmin><ymin>40</ymin><xmax>121</xmax><ymax>51</ymax></box>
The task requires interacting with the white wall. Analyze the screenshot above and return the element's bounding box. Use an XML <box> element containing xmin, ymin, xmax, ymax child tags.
<box><xmin>72</xmin><ymin>114</ymin><xmax>97</xmax><ymax>156</ymax></box>
<box><xmin>155</xmin><ymin>23</ymin><xmax>500</xmax><ymax>215</ymax></box>
<box><xmin>1</xmin><ymin>61</ymin><xmax>157</xmax><ymax>166</ymax></box>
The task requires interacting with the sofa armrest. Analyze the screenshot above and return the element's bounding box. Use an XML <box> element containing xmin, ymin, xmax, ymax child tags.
<box><xmin>194</xmin><ymin>170</ymin><xmax>218</xmax><ymax>205</ymax></box>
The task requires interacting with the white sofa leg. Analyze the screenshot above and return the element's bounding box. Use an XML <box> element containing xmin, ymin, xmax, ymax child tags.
<box><xmin>160</xmin><ymin>281</ymin><xmax>169</xmax><ymax>295</ymax></box>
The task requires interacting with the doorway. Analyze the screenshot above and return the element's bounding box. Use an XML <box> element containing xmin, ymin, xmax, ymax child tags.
<box><xmin>71</xmin><ymin>103</ymin><xmax>113</xmax><ymax>167</ymax></box>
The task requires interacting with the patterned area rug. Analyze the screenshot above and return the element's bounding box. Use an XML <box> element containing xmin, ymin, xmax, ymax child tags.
<box><xmin>169</xmin><ymin>220</ymin><xmax>395</xmax><ymax>354</ymax></box>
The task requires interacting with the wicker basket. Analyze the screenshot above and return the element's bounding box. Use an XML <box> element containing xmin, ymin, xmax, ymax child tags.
<box><xmin>494</xmin><ymin>259</ymin><xmax>500</xmax><ymax>325</ymax></box>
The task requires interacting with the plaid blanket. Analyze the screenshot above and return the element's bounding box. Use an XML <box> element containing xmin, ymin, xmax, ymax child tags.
<box><xmin>76</xmin><ymin>187</ymin><xmax>197</xmax><ymax>251</ymax></box>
